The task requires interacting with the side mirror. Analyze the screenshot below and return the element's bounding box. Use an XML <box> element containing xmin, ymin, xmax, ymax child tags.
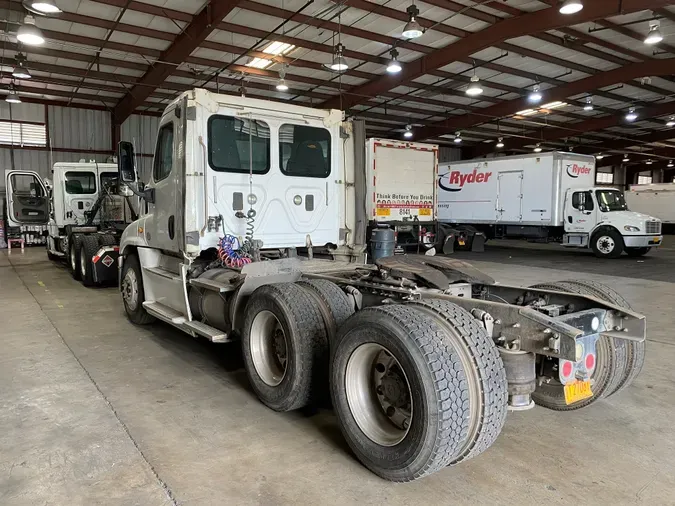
<box><xmin>118</xmin><ymin>183</ymin><xmax>134</xmax><ymax>197</ymax></box>
<box><xmin>118</xmin><ymin>141</ymin><xmax>136</xmax><ymax>183</ymax></box>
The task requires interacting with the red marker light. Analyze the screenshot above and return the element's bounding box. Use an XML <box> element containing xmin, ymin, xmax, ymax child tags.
<box><xmin>562</xmin><ymin>360</ymin><xmax>573</xmax><ymax>378</ymax></box>
<box><xmin>585</xmin><ymin>353</ymin><xmax>595</xmax><ymax>371</ymax></box>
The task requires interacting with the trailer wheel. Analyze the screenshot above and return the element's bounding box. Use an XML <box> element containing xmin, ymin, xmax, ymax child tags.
<box><xmin>69</xmin><ymin>234</ymin><xmax>83</xmax><ymax>280</ymax></box>
<box><xmin>242</xmin><ymin>283</ymin><xmax>327</xmax><ymax>412</ymax></box>
<box><xmin>121</xmin><ymin>254</ymin><xmax>155</xmax><ymax>325</ymax></box>
<box><xmin>79</xmin><ymin>235</ymin><xmax>100</xmax><ymax>287</ymax></box>
<box><xmin>406</xmin><ymin>299</ymin><xmax>508</xmax><ymax>464</ymax></box>
<box><xmin>591</xmin><ymin>228</ymin><xmax>624</xmax><ymax>258</ymax></box>
<box><xmin>529</xmin><ymin>281</ymin><xmax>628</xmax><ymax>410</ymax></box>
<box><xmin>98</xmin><ymin>234</ymin><xmax>117</xmax><ymax>246</ymax></box>
<box><xmin>297</xmin><ymin>279</ymin><xmax>354</xmax><ymax>343</ymax></box>
<box><xmin>553</xmin><ymin>280</ymin><xmax>644</xmax><ymax>396</ymax></box>
<box><xmin>331</xmin><ymin>305</ymin><xmax>471</xmax><ymax>482</ymax></box>
<box><xmin>625</xmin><ymin>247</ymin><xmax>650</xmax><ymax>257</ymax></box>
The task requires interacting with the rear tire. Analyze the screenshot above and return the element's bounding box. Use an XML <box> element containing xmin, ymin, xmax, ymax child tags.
<box><xmin>406</xmin><ymin>299</ymin><xmax>508</xmax><ymax>464</ymax></box>
<box><xmin>69</xmin><ymin>234</ymin><xmax>83</xmax><ymax>280</ymax></box>
<box><xmin>591</xmin><ymin>228</ymin><xmax>624</xmax><ymax>258</ymax></box>
<box><xmin>98</xmin><ymin>234</ymin><xmax>117</xmax><ymax>246</ymax></box>
<box><xmin>529</xmin><ymin>281</ymin><xmax>628</xmax><ymax>410</ymax></box>
<box><xmin>331</xmin><ymin>305</ymin><xmax>472</xmax><ymax>482</ymax></box>
<box><xmin>242</xmin><ymin>283</ymin><xmax>327</xmax><ymax>412</ymax></box>
<box><xmin>79</xmin><ymin>235</ymin><xmax>100</xmax><ymax>287</ymax></box>
<box><xmin>297</xmin><ymin>279</ymin><xmax>354</xmax><ymax>343</ymax></box>
<box><xmin>121</xmin><ymin>254</ymin><xmax>155</xmax><ymax>325</ymax></box>
<box><xmin>625</xmin><ymin>247</ymin><xmax>650</xmax><ymax>257</ymax></box>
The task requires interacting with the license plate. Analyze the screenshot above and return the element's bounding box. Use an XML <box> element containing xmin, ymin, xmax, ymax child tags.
<box><xmin>564</xmin><ymin>380</ymin><xmax>593</xmax><ymax>405</ymax></box>
<box><xmin>376</xmin><ymin>208</ymin><xmax>390</xmax><ymax>216</ymax></box>
<box><xmin>419</xmin><ymin>208</ymin><xmax>431</xmax><ymax>216</ymax></box>
<box><xmin>458</xmin><ymin>238</ymin><xmax>466</xmax><ymax>246</ymax></box>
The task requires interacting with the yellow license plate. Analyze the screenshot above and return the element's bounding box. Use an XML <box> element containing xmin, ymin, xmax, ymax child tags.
<box><xmin>419</xmin><ymin>208</ymin><xmax>431</xmax><ymax>216</ymax></box>
<box><xmin>458</xmin><ymin>239</ymin><xmax>466</xmax><ymax>246</ymax></box>
<box><xmin>564</xmin><ymin>380</ymin><xmax>593</xmax><ymax>405</ymax></box>
<box><xmin>376</xmin><ymin>208</ymin><xmax>390</xmax><ymax>216</ymax></box>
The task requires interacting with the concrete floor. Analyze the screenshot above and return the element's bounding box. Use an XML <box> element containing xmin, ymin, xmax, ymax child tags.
<box><xmin>1</xmin><ymin>243</ymin><xmax>674</xmax><ymax>506</ymax></box>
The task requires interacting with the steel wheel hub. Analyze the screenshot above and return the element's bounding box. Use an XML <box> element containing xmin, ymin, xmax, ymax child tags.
<box><xmin>345</xmin><ymin>343</ymin><xmax>412</xmax><ymax>446</ymax></box>
<box><xmin>597</xmin><ymin>236</ymin><xmax>614</xmax><ymax>254</ymax></box>
<box><xmin>250</xmin><ymin>310</ymin><xmax>288</xmax><ymax>386</ymax></box>
<box><xmin>122</xmin><ymin>268</ymin><xmax>139</xmax><ymax>311</ymax></box>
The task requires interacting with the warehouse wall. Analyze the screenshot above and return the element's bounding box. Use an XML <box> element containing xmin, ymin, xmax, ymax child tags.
<box><xmin>0</xmin><ymin>101</ymin><xmax>159</xmax><ymax>192</ymax></box>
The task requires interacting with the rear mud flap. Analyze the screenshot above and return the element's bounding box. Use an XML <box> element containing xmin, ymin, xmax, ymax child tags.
<box><xmin>93</xmin><ymin>248</ymin><xmax>119</xmax><ymax>284</ymax></box>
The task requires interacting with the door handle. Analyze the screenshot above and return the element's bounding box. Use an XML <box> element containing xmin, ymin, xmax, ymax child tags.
<box><xmin>568</xmin><ymin>216</ymin><xmax>573</xmax><ymax>223</ymax></box>
<box><xmin>168</xmin><ymin>215</ymin><xmax>175</xmax><ymax>239</ymax></box>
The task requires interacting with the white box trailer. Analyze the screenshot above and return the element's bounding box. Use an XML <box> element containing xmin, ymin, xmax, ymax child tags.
<box><xmin>625</xmin><ymin>183</ymin><xmax>675</xmax><ymax>224</ymax></box>
<box><xmin>366</xmin><ymin>139</ymin><xmax>437</xmax><ymax>249</ymax></box>
<box><xmin>437</xmin><ymin>152</ymin><xmax>663</xmax><ymax>258</ymax></box>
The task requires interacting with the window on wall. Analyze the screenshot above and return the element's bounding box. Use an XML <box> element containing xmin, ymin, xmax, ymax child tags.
<box><xmin>0</xmin><ymin>121</ymin><xmax>47</xmax><ymax>147</ymax></box>
<box><xmin>208</xmin><ymin>115</ymin><xmax>270</xmax><ymax>174</ymax></box>
<box><xmin>279</xmin><ymin>124</ymin><xmax>331</xmax><ymax>178</ymax></box>
<box><xmin>637</xmin><ymin>171</ymin><xmax>652</xmax><ymax>185</ymax></box>
<box><xmin>596</xmin><ymin>171</ymin><xmax>614</xmax><ymax>184</ymax></box>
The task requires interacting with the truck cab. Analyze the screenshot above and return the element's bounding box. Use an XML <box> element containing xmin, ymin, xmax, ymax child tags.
<box><xmin>563</xmin><ymin>186</ymin><xmax>662</xmax><ymax>258</ymax></box>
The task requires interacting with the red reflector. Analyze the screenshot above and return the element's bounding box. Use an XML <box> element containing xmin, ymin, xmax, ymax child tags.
<box><xmin>92</xmin><ymin>255</ymin><xmax>100</xmax><ymax>264</ymax></box>
<box><xmin>113</xmin><ymin>246</ymin><xmax>119</xmax><ymax>252</ymax></box>
<box><xmin>585</xmin><ymin>354</ymin><xmax>595</xmax><ymax>370</ymax></box>
<box><xmin>562</xmin><ymin>361</ymin><xmax>573</xmax><ymax>378</ymax></box>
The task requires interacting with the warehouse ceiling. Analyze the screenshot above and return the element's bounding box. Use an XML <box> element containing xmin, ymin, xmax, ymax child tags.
<box><xmin>1</xmin><ymin>0</ymin><xmax>675</xmax><ymax>172</ymax></box>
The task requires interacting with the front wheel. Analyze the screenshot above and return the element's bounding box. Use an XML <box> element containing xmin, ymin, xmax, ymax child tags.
<box><xmin>121</xmin><ymin>254</ymin><xmax>155</xmax><ymax>325</ymax></box>
<box><xmin>591</xmin><ymin>229</ymin><xmax>624</xmax><ymax>258</ymax></box>
<box><xmin>626</xmin><ymin>247</ymin><xmax>650</xmax><ymax>257</ymax></box>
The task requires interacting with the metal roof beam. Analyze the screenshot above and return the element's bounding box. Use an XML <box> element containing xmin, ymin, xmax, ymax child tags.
<box><xmin>112</xmin><ymin>0</ymin><xmax>244</xmax><ymax>123</ymax></box>
<box><xmin>321</xmin><ymin>0</ymin><xmax>675</xmax><ymax>110</ymax></box>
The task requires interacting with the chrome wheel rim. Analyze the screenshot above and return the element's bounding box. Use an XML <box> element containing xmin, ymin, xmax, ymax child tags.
<box><xmin>122</xmin><ymin>268</ymin><xmax>139</xmax><ymax>311</ymax></box>
<box><xmin>250</xmin><ymin>310</ymin><xmax>288</xmax><ymax>386</ymax></box>
<box><xmin>70</xmin><ymin>244</ymin><xmax>76</xmax><ymax>271</ymax></box>
<box><xmin>345</xmin><ymin>343</ymin><xmax>412</xmax><ymax>446</ymax></box>
<box><xmin>597</xmin><ymin>236</ymin><xmax>615</xmax><ymax>255</ymax></box>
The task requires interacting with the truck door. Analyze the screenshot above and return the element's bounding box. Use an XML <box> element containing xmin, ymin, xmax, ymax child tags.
<box><xmin>497</xmin><ymin>171</ymin><xmax>523</xmax><ymax>222</ymax></box>
<box><xmin>5</xmin><ymin>170</ymin><xmax>48</xmax><ymax>227</ymax></box>
<box><xmin>146</xmin><ymin>120</ymin><xmax>178</xmax><ymax>252</ymax></box>
<box><xmin>565</xmin><ymin>189</ymin><xmax>596</xmax><ymax>233</ymax></box>
<box><xmin>62</xmin><ymin>170</ymin><xmax>99</xmax><ymax>224</ymax></box>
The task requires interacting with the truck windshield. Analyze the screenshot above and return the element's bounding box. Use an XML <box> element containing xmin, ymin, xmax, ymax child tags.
<box><xmin>595</xmin><ymin>190</ymin><xmax>627</xmax><ymax>212</ymax></box>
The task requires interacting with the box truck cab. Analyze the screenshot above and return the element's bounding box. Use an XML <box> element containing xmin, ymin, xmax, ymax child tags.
<box><xmin>437</xmin><ymin>152</ymin><xmax>663</xmax><ymax>258</ymax></box>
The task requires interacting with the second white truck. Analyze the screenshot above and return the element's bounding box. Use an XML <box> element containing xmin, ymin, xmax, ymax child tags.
<box><xmin>437</xmin><ymin>152</ymin><xmax>663</xmax><ymax>258</ymax></box>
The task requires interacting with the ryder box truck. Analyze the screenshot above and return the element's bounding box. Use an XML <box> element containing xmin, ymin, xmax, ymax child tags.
<box><xmin>437</xmin><ymin>152</ymin><xmax>663</xmax><ymax>258</ymax></box>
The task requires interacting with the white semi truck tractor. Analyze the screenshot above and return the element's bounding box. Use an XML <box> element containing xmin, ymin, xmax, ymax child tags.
<box><xmin>115</xmin><ymin>89</ymin><xmax>647</xmax><ymax>482</ymax></box>
<box><xmin>437</xmin><ymin>152</ymin><xmax>663</xmax><ymax>258</ymax></box>
<box><xmin>5</xmin><ymin>162</ymin><xmax>135</xmax><ymax>286</ymax></box>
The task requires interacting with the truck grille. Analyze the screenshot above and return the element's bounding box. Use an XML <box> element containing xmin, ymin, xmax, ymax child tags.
<box><xmin>646</xmin><ymin>220</ymin><xmax>661</xmax><ymax>234</ymax></box>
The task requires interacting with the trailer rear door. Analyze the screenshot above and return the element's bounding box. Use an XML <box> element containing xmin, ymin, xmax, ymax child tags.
<box><xmin>497</xmin><ymin>171</ymin><xmax>523</xmax><ymax>222</ymax></box>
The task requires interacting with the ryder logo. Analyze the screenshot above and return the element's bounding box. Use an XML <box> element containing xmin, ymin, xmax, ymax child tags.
<box><xmin>439</xmin><ymin>168</ymin><xmax>492</xmax><ymax>192</ymax></box>
<box><xmin>567</xmin><ymin>164</ymin><xmax>592</xmax><ymax>178</ymax></box>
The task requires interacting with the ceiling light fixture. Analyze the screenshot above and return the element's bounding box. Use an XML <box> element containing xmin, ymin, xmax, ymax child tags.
<box><xmin>559</xmin><ymin>0</ymin><xmax>583</xmax><ymax>15</ymax></box>
<box><xmin>27</xmin><ymin>0</ymin><xmax>62</xmax><ymax>14</ymax></box>
<box><xmin>466</xmin><ymin>75</ymin><xmax>483</xmax><ymax>96</ymax></box>
<box><xmin>533</xmin><ymin>143</ymin><xmax>542</xmax><ymax>153</ymax></box>
<box><xmin>5</xmin><ymin>85</ymin><xmax>21</xmax><ymax>104</ymax></box>
<box><xmin>644</xmin><ymin>20</ymin><xmax>664</xmax><ymax>45</ymax></box>
<box><xmin>11</xmin><ymin>53</ymin><xmax>31</xmax><ymax>79</ymax></box>
<box><xmin>623</xmin><ymin>154</ymin><xmax>630</xmax><ymax>162</ymax></box>
<box><xmin>529</xmin><ymin>84</ymin><xmax>542</xmax><ymax>103</ymax></box>
<box><xmin>496</xmin><ymin>137</ymin><xmax>504</xmax><ymax>148</ymax></box>
<box><xmin>626</xmin><ymin>107</ymin><xmax>638</xmax><ymax>122</ymax></box>
<box><xmin>668</xmin><ymin>160</ymin><xmax>674</xmax><ymax>168</ymax></box>
<box><xmin>276</xmin><ymin>65</ymin><xmax>289</xmax><ymax>91</ymax></box>
<box><xmin>402</xmin><ymin>4</ymin><xmax>424</xmax><ymax>39</ymax></box>
<box><xmin>646</xmin><ymin>159</ymin><xmax>653</xmax><ymax>165</ymax></box>
<box><xmin>386</xmin><ymin>48</ymin><xmax>402</xmax><ymax>74</ymax></box>
<box><xmin>404</xmin><ymin>124</ymin><xmax>413</xmax><ymax>139</ymax></box>
<box><xmin>329</xmin><ymin>43</ymin><xmax>348</xmax><ymax>71</ymax></box>
<box><xmin>17</xmin><ymin>15</ymin><xmax>44</xmax><ymax>45</ymax></box>
<box><xmin>584</xmin><ymin>97</ymin><xmax>593</xmax><ymax>111</ymax></box>
<box><xmin>667</xmin><ymin>117</ymin><xmax>675</xmax><ymax>127</ymax></box>
<box><xmin>454</xmin><ymin>131</ymin><xmax>462</xmax><ymax>144</ymax></box>
<box><xmin>596</xmin><ymin>153</ymin><xmax>605</xmax><ymax>159</ymax></box>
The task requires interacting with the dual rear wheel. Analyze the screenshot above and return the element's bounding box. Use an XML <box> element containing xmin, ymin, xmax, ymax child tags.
<box><xmin>241</xmin><ymin>281</ymin><xmax>508</xmax><ymax>482</ymax></box>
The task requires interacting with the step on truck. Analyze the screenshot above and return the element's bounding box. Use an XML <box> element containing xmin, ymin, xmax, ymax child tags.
<box><xmin>116</xmin><ymin>89</ymin><xmax>647</xmax><ymax>482</ymax></box>
<box><xmin>437</xmin><ymin>152</ymin><xmax>663</xmax><ymax>258</ymax></box>
<box><xmin>5</xmin><ymin>162</ymin><xmax>136</xmax><ymax>286</ymax></box>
